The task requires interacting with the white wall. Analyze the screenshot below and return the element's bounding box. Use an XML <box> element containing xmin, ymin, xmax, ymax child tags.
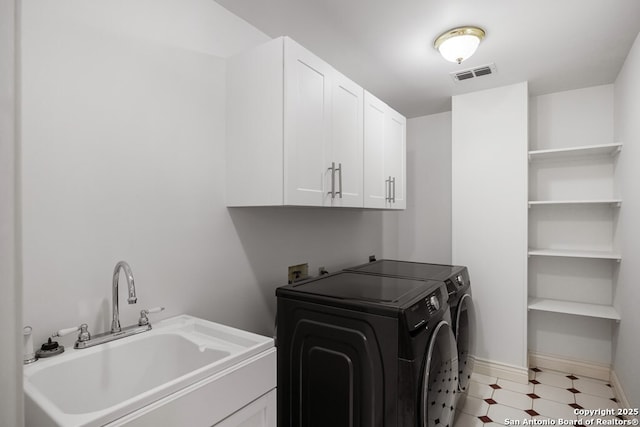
<box><xmin>452</xmin><ymin>82</ymin><xmax>529</xmax><ymax>370</ymax></box>
<box><xmin>528</xmin><ymin>85</ymin><xmax>617</xmax><ymax>365</ymax></box>
<box><xmin>1</xmin><ymin>0</ymin><xmax>23</xmax><ymax>425</ymax></box>
<box><xmin>20</xmin><ymin>1</ymin><xmax>387</xmax><ymax>351</ymax></box>
<box><xmin>529</xmin><ymin>85</ymin><xmax>614</xmax><ymax>151</ymax></box>
<box><xmin>383</xmin><ymin>111</ymin><xmax>452</xmax><ymax>263</ymax></box>
<box><xmin>613</xmin><ymin>32</ymin><xmax>640</xmax><ymax>407</ymax></box>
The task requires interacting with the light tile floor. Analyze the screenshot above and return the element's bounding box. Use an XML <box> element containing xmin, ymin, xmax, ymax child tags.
<box><xmin>454</xmin><ymin>367</ymin><xmax>637</xmax><ymax>426</ymax></box>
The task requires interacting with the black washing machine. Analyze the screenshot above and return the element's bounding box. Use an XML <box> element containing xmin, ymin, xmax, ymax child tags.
<box><xmin>276</xmin><ymin>271</ymin><xmax>458</xmax><ymax>427</ymax></box>
<box><xmin>345</xmin><ymin>260</ymin><xmax>476</xmax><ymax>405</ymax></box>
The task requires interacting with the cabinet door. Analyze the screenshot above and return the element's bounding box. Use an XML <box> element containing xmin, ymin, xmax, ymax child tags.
<box><xmin>329</xmin><ymin>73</ymin><xmax>364</xmax><ymax>207</ymax></box>
<box><xmin>363</xmin><ymin>92</ymin><xmax>388</xmax><ymax>208</ymax></box>
<box><xmin>385</xmin><ymin>109</ymin><xmax>406</xmax><ymax>210</ymax></box>
<box><xmin>364</xmin><ymin>92</ymin><xmax>406</xmax><ymax>209</ymax></box>
<box><xmin>283</xmin><ymin>38</ymin><xmax>331</xmax><ymax>206</ymax></box>
<box><xmin>213</xmin><ymin>389</ymin><xmax>276</xmax><ymax>427</ymax></box>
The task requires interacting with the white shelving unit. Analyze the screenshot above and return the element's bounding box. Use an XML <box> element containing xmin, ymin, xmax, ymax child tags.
<box><xmin>527</xmin><ymin>87</ymin><xmax>623</xmax><ymax>368</ymax></box>
<box><xmin>528</xmin><ymin>298</ymin><xmax>620</xmax><ymax>321</ymax></box>
<box><xmin>527</xmin><ymin>142</ymin><xmax>622</xmax><ymax>321</ymax></box>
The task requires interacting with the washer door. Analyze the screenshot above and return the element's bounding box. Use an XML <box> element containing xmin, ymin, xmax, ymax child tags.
<box><xmin>420</xmin><ymin>320</ymin><xmax>458</xmax><ymax>427</ymax></box>
<box><xmin>455</xmin><ymin>293</ymin><xmax>476</xmax><ymax>392</ymax></box>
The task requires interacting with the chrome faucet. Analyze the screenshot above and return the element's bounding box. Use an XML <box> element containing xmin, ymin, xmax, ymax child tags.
<box><xmin>52</xmin><ymin>261</ymin><xmax>164</xmax><ymax>350</ymax></box>
<box><xmin>111</xmin><ymin>261</ymin><xmax>137</xmax><ymax>333</ymax></box>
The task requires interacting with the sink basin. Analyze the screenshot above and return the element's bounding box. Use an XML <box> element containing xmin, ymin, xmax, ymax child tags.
<box><xmin>24</xmin><ymin>315</ymin><xmax>275</xmax><ymax>426</ymax></box>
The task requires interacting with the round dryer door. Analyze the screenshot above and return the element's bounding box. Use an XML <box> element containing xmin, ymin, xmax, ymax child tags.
<box><xmin>420</xmin><ymin>320</ymin><xmax>458</xmax><ymax>427</ymax></box>
<box><xmin>455</xmin><ymin>293</ymin><xmax>476</xmax><ymax>393</ymax></box>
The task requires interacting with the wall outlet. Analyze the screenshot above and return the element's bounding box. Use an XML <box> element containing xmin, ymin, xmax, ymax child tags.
<box><xmin>369</xmin><ymin>254</ymin><xmax>377</xmax><ymax>262</ymax></box>
<box><xmin>288</xmin><ymin>263</ymin><xmax>309</xmax><ymax>284</ymax></box>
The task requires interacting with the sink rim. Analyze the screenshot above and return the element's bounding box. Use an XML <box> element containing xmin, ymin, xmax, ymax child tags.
<box><xmin>24</xmin><ymin>315</ymin><xmax>274</xmax><ymax>427</ymax></box>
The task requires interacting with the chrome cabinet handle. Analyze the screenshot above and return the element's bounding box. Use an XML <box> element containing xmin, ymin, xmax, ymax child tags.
<box><xmin>328</xmin><ymin>162</ymin><xmax>336</xmax><ymax>199</ymax></box>
<box><xmin>392</xmin><ymin>177</ymin><xmax>396</xmax><ymax>203</ymax></box>
<box><xmin>385</xmin><ymin>176</ymin><xmax>392</xmax><ymax>202</ymax></box>
<box><xmin>336</xmin><ymin>163</ymin><xmax>342</xmax><ymax>198</ymax></box>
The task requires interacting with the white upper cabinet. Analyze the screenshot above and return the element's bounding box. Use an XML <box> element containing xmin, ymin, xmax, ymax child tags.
<box><xmin>227</xmin><ymin>37</ymin><xmax>398</xmax><ymax>209</ymax></box>
<box><xmin>363</xmin><ymin>91</ymin><xmax>406</xmax><ymax>209</ymax></box>
<box><xmin>227</xmin><ymin>37</ymin><xmax>368</xmax><ymax>208</ymax></box>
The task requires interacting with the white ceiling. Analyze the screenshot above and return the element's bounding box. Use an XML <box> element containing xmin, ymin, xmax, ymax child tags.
<box><xmin>215</xmin><ymin>0</ymin><xmax>640</xmax><ymax>118</ymax></box>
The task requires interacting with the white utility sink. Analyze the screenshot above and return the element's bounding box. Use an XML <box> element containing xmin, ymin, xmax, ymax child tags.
<box><xmin>24</xmin><ymin>315</ymin><xmax>276</xmax><ymax>427</ymax></box>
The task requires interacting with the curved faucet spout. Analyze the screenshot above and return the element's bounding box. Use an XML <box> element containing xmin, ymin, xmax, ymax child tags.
<box><xmin>111</xmin><ymin>261</ymin><xmax>137</xmax><ymax>333</ymax></box>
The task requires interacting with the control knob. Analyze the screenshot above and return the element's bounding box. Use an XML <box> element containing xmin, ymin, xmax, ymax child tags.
<box><xmin>428</xmin><ymin>295</ymin><xmax>440</xmax><ymax>311</ymax></box>
<box><xmin>456</xmin><ymin>274</ymin><xmax>464</xmax><ymax>285</ymax></box>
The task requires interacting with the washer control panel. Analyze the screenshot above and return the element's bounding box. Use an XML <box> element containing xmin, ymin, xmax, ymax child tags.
<box><xmin>445</xmin><ymin>267</ymin><xmax>470</xmax><ymax>295</ymax></box>
<box><xmin>405</xmin><ymin>287</ymin><xmax>444</xmax><ymax>332</ymax></box>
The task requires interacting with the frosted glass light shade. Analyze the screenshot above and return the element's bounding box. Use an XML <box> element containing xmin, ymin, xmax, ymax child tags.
<box><xmin>438</xmin><ymin>35</ymin><xmax>480</xmax><ymax>63</ymax></box>
<box><xmin>434</xmin><ymin>27</ymin><xmax>485</xmax><ymax>64</ymax></box>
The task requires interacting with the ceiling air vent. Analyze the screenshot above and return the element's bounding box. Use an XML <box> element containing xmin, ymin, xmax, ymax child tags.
<box><xmin>456</xmin><ymin>71</ymin><xmax>474</xmax><ymax>81</ymax></box>
<box><xmin>450</xmin><ymin>63</ymin><xmax>497</xmax><ymax>83</ymax></box>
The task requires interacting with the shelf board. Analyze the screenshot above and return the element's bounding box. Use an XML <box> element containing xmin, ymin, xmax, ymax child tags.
<box><xmin>528</xmin><ymin>143</ymin><xmax>622</xmax><ymax>162</ymax></box>
<box><xmin>528</xmin><ymin>248</ymin><xmax>622</xmax><ymax>261</ymax></box>
<box><xmin>528</xmin><ymin>297</ymin><xmax>620</xmax><ymax>321</ymax></box>
<box><xmin>528</xmin><ymin>199</ymin><xmax>622</xmax><ymax>208</ymax></box>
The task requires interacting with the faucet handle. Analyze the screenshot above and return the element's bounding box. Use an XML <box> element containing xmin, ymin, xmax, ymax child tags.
<box><xmin>78</xmin><ymin>324</ymin><xmax>91</xmax><ymax>342</ymax></box>
<box><xmin>138</xmin><ymin>307</ymin><xmax>165</xmax><ymax>326</ymax></box>
<box><xmin>53</xmin><ymin>326</ymin><xmax>80</xmax><ymax>338</ymax></box>
<box><xmin>53</xmin><ymin>323</ymin><xmax>91</xmax><ymax>343</ymax></box>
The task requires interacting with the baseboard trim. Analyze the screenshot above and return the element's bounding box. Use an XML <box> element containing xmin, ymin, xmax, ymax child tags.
<box><xmin>610</xmin><ymin>369</ymin><xmax>632</xmax><ymax>410</ymax></box>
<box><xmin>528</xmin><ymin>351</ymin><xmax>610</xmax><ymax>381</ymax></box>
<box><xmin>474</xmin><ymin>357</ymin><xmax>529</xmax><ymax>385</ymax></box>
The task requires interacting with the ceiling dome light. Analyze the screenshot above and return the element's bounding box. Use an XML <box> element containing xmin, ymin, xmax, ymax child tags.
<box><xmin>434</xmin><ymin>26</ymin><xmax>486</xmax><ymax>64</ymax></box>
